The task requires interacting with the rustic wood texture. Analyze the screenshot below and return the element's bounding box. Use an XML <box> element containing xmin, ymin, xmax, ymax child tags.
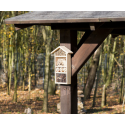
<box><xmin>72</xmin><ymin>28</ymin><xmax>113</xmax><ymax>76</ymax></box>
<box><xmin>60</xmin><ymin>85</ymin><xmax>71</xmax><ymax>113</ymax></box>
<box><xmin>5</xmin><ymin>11</ymin><xmax>125</xmax><ymax>25</ymax></box>
<box><xmin>60</xmin><ymin>30</ymin><xmax>77</xmax><ymax>114</ymax></box>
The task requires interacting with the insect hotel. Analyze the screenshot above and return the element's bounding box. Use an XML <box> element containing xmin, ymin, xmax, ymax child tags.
<box><xmin>51</xmin><ymin>46</ymin><xmax>73</xmax><ymax>84</ymax></box>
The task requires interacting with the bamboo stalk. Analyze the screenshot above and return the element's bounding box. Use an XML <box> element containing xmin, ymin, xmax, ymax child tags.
<box><xmin>92</xmin><ymin>46</ymin><xmax>102</xmax><ymax>107</ymax></box>
<box><xmin>13</xmin><ymin>31</ymin><xmax>18</xmax><ymax>102</ymax></box>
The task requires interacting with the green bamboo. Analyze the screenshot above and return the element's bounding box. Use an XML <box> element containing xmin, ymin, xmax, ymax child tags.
<box><xmin>8</xmin><ymin>37</ymin><xmax>12</xmax><ymax>95</ymax></box>
<box><xmin>13</xmin><ymin>31</ymin><xmax>18</xmax><ymax>102</ymax></box>
<box><xmin>122</xmin><ymin>36</ymin><xmax>125</xmax><ymax>111</ymax></box>
<box><xmin>119</xmin><ymin>36</ymin><xmax>125</xmax><ymax>104</ymax></box>
<box><xmin>42</xmin><ymin>26</ymin><xmax>53</xmax><ymax>112</ymax></box>
<box><xmin>92</xmin><ymin>45</ymin><xmax>102</xmax><ymax>107</ymax></box>
<box><xmin>101</xmin><ymin>84</ymin><xmax>106</xmax><ymax>107</ymax></box>
<box><xmin>105</xmin><ymin>37</ymin><xmax>117</xmax><ymax>88</ymax></box>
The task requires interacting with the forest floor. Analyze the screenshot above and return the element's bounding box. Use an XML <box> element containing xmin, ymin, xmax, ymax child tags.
<box><xmin>0</xmin><ymin>82</ymin><xmax>124</xmax><ymax>114</ymax></box>
<box><xmin>84</xmin><ymin>83</ymin><xmax>124</xmax><ymax>114</ymax></box>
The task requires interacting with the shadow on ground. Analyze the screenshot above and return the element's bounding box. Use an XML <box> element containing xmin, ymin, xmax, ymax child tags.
<box><xmin>86</xmin><ymin>108</ymin><xmax>113</xmax><ymax>114</ymax></box>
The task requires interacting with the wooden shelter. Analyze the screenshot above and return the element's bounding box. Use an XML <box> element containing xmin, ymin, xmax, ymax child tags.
<box><xmin>4</xmin><ymin>11</ymin><xmax>125</xmax><ymax>114</ymax></box>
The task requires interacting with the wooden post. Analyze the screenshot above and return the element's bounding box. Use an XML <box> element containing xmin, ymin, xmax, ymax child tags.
<box><xmin>60</xmin><ymin>30</ymin><xmax>77</xmax><ymax>114</ymax></box>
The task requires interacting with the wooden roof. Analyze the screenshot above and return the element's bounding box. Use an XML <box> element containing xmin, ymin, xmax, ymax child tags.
<box><xmin>4</xmin><ymin>11</ymin><xmax>125</xmax><ymax>24</ymax></box>
<box><xmin>51</xmin><ymin>46</ymin><xmax>73</xmax><ymax>54</ymax></box>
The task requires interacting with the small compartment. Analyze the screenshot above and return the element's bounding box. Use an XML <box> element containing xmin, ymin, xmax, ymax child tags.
<box><xmin>56</xmin><ymin>73</ymin><xmax>66</xmax><ymax>83</ymax></box>
<box><xmin>56</xmin><ymin>67</ymin><xmax>67</xmax><ymax>72</ymax></box>
<box><xmin>55</xmin><ymin>57</ymin><xmax>66</xmax><ymax>67</ymax></box>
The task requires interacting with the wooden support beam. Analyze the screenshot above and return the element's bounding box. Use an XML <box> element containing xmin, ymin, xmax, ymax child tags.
<box><xmin>77</xmin><ymin>31</ymin><xmax>92</xmax><ymax>50</ymax></box>
<box><xmin>51</xmin><ymin>23</ymin><xmax>104</xmax><ymax>31</ymax></box>
<box><xmin>51</xmin><ymin>23</ymin><xmax>90</xmax><ymax>30</ymax></box>
<box><xmin>60</xmin><ymin>30</ymin><xmax>77</xmax><ymax>114</ymax></box>
<box><xmin>100</xmin><ymin>22</ymin><xmax>125</xmax><ymax>29</ymax></box>
<box><xmin>90</xmin><ymin>23</ymin><xmax>95</xmax><ymax>31</ymax></box>
<box><xmin>72</xmin><ymin>29</ymin><xmax>113</xmax><ymax>76</ymax></box>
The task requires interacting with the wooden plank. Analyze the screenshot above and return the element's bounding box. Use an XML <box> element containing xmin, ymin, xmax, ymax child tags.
<box><xmin>51</xmin><ymin>23</ymin><xmax>90</xmax><ymax>30</ymax></box>
<box><xmin>5</xmin><ymin>17</ymin><xmax>125</xmax><ymax>25</ymax></box>
<box><xmin>100</xmin><ymin>22</ymin><xmax>125</xmax><ymax>29</ymax></box>
<box><xmin>60</xmin><ymin>30</ymin><xmax>77</xmax><ymax>114</ymax></box>
<box><xmin>100</xmin><ymin>17</ymin><xmax>125</xmax><ymax>22</ymax></box>
<box><xmin>5</xmin><ymin>19</ymin><xmax>100</xmax><ymax>25</ymax></box>
<box><xmin>72</xmin><ymin>28</ymin><xmax>113</xmax><ymax>76</ymax></box>
<box><xmin>5</xmin><ymin>11</ymin><xmax>125</xmax><ymax>25</ymax></box>
<box><xmin>51</xmin><ymin>23</ymin><xmax>104</xmax><ymax>30</ymax></box>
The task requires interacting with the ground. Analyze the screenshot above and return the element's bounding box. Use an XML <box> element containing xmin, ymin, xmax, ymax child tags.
<box><xmin>0</xmin><ymin>83</ymin><xmax>124</xmax><ymax>114</ymax></box>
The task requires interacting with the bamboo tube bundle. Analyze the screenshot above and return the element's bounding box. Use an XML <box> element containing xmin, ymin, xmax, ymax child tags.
<box><xmin>56</xmin><ymin>74</ymin><xmax>66</xmax><ymax>83</ymax></box>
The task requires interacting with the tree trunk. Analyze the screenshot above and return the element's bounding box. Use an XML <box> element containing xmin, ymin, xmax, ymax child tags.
<box><xmin>105</xmin><ymin>37</ymin><xmax>117</xmax><ymax>88</ymax></box>
<box><xmin>120</xmin><ymin>36</ymin><xmax>125</xmax><ymax>104</ymax></box>
<box><xmin>42</xmin><ymin>26</ymin><xmax>53</xmax><ymax>112</ymax></box>
<box><xmin>92</xmin><ymin>46</ymin><xmax>102</xmax><ymax>107</ymax></box>
<box><xmin>84</xmin><ymin>44</ymin><xmax>102</xmax><ymax>100</ymax></box>
<box><xmin>13</xmin><ymin>31</ymin><xmax>18</xmax><ymax>102</ymax></box>
<box><xmin>101</xmin><ymin>84</ymin><xmax>106</xmax><ymax>107</ymax></box>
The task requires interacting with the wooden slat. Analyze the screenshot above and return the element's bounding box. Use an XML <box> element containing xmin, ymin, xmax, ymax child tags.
<box><xmin>100</xmin><ymin>22</ymin><xmax>125</xmax><ymax>29</ymax></box>
<box><xmin>71</xmin><ymin>28</ymin><xmax>113</xmax><ymax>76</ymax></box>
<box><xmin>60</xmin><ymin>30</ymin><xmax>77</xmax><ymax>114</ymax></box>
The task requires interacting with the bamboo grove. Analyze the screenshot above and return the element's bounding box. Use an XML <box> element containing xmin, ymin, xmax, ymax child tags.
<box><xmin>1</xmin><ymin>11</ymin><xmax>125</xmax><ymax>112</ymax></box>
<box><xmin>0</xmin><ymin>11</ymin><xmax>60</xmax><ymax>110</ymax></box>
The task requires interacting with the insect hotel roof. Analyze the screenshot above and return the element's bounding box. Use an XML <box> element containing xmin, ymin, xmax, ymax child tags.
<box><xmin>51</xmin><ymin>46</ymin><xmax>73</xmax><ymax>54</ymax></box>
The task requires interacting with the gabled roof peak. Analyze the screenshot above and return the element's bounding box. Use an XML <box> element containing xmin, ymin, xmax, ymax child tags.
<box><xmin>51</xmin><ymin>46</ymin><xmax>73</xmax><ymax>54</ymax></box>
